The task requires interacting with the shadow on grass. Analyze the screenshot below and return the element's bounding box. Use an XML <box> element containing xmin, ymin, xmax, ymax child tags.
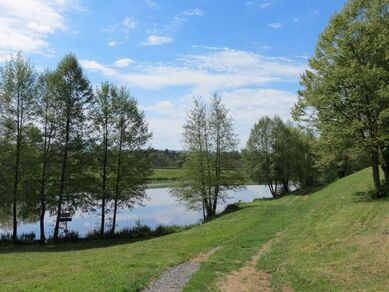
<box><xmin>352</xmin><ymin>188</ymin><xmax>389</xmax><ymax>203</ymax></box>
<box><xmin>0</xmin><ymin>236</ymin><xmax>164</xmax><ymax>254</ymax></box>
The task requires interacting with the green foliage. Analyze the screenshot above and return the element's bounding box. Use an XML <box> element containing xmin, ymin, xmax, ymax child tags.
<box><xmin>173</xmin><ymin>95</ymin><xmax>245</xmax><ymax>219</ymax></box>
<box><xmin>243</xmin><ymin>116</ymin><xmax>317</xmax><ymax>196</ymax></box>
<box><xmin>293</xmin><ymin>0</ymin><xmax>389</xmax><ymax>191</ymax></box>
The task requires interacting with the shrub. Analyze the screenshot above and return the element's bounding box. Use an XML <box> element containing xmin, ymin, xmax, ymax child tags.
<box><xmin>19</xmin><ymin>232</ymin><xmax>36</xmax><ymax>241</ymax></box>
<box><xmin>220</xmin><ymin>203</ymin><xmax>240</xmax><ymax>215</ymax></box>
<box><xmin>0</xmin><ymin>233</ymin><xmax>12</xmax><ymax>241</ymax></box>
<box><xmin>64</xmin><ymin>230</ymin><xmax>80</xmax><ymax>241</ymax></box>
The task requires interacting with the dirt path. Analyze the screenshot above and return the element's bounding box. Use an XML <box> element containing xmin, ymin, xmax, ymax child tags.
<box><xmin>217</xmin><ymin>233</ymin><xmax>290</xmax><ymax>292</ymax></box>
<box><xmin>143</xmin><ymin>246</ymin><xmax>220</xmax><ymax>292</ymax></box>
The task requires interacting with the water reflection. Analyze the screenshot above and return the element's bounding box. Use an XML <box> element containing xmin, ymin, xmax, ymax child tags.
<box><xmin>0</xmin><ymin>185</ymin><xmax>272</xmax><ymax>237</ymax></box>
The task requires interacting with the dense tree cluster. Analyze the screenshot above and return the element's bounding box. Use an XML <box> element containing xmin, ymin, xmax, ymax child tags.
<box><xmin>293</xmin><ymin>0</ymin><xmax>389</xmax><ymax>194</ymax></box>
<box><xmin>243</xmin><ymin>117</ymin><xmax>317</xmax><ymax>197</ymax></box>
<box><xmin>0</xmin><ymin>53</ymin><xmax>151</xmax><ymax>242</ymax></box>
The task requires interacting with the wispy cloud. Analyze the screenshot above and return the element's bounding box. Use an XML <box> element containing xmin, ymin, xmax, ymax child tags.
<box><xmin>113</xmin><ymin>58</ymin><xmax>134</xmax><ymax>68</ymax></box>
<box><xmin>260</xmin><ymin>2</ymin><xmax>272</xmax><ymax>9</ymax></box>
<box><xmin>107</xmin><ymin>41</ymin><xmax>117</xmax><ymax>47</ymax></box>
<box><xmin>268</xmin><ymin>22</ymin><xmax>283</xmax><ymax>29</ymax></box>
<box><xmin>144</xmin><ymin>0</ymin><xmax>158</xmax><ymax>8</ymax></box>
<box><xmin>142</xmin><ymin>35</ymin><xmax>173</xmax><ymax>46</ymax></box>
<box><xmin>182</xmin><ymin>9</ymin><xmax>203</xmax><ymax>17</ymax></box>
<box><xmin>122</xmin><ymin>17</ymin><xmax>137</xmax><ymax>30</ymax></box>
<box><xmin>81</xmin><ymin>48</ymin><xmax>306</xmax><ymax>91</ymax></box>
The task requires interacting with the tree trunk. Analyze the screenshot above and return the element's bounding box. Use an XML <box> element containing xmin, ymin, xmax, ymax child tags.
<box><xmin>39</xmin><ymin>199</ymin><xmax>46</xmax><ymax>243</ymax></box>
<box><xmin>100</xmin><ymin>124</ymin><xmax>108</xmax><ymax>236</ymax></box>
<box><xmin>371</xmin><ymin>149</ymin><xmax>381</xmax><ymax>192</ymax></box>
<box><xmin>111</xmin><ymin>131</ymin><xmax>123</xmax><ymax>235</ymax></box>
<box><xmin>12</xmin><ymin>89</ymin><xmax>23</xmax><ymax>241</ymax></box>
<box><xmin>381</xmin><ymin>150</ymin><xmax>389</xmax><ymax>187</ymax></box>
<box><xmin>54</xmin><ymin>116</ymin><xmax>70</xmax><ymax>240</ymax></box>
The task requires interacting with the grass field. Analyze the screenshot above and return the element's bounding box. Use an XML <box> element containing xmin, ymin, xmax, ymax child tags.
<box><xmin>0</xmin><ymin>168</ymin><xmax>388</xmax><ymax>291</ymax></box>
<box><xmin>147</xmin><ymin>168</ymin><xmax>183</xmax><ymax>186</ymax></box>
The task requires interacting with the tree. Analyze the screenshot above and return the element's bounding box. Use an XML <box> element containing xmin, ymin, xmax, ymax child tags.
<box><xmin>173</xmin><ymin>95</ymin><xmax>244</xmax><ymax>219</ymax></box>
<box><xmin>52</xmin><ymin>54</ymin><xmax>92</xmax><ymax>240</ymax></box>
<box><xmin>110</xmin><ymin>86</ymin><xmax>151</xmax><ymax>234</ymax></box>
<box><xmin>293</xmin><ymin>0</ymin><xmax>389</xmax><ymax>192</ymax></box>
<box><xmin>35</xmin><ymin>71</ymin><xmax>59</xmax><ymax>242</ymax></box>
<box><xmin>243</xmin><ymin>116</ymin><xmax>285</xmax><ymax>197</ymax></box>
<box><xmin>90</xmin><ymin>82</ymin><xmax>116</xmax><ymax>236</ymax></box>
<box><xmin>0</xmin><ymin>53</ymin><xmax>37</xmax><ymax>240</ymax></box>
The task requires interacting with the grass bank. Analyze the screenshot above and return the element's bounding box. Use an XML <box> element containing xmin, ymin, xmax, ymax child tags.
<box><xmin>0</xmin><ymin>168</ymin><xmax>387</xmax><ymax>291</ymax></box>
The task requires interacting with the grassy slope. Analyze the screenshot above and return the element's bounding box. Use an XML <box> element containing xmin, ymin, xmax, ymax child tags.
<box><xmin>0</xmin><ymin>168</ymin><xmax>388</xmax><ymax>291</ymax></box>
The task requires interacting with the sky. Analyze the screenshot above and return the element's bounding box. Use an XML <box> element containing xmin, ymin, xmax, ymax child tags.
<box><xmin>0</xmin><ymin>0</ymin><xmax>347</xmax><ymax>150</ymax></box>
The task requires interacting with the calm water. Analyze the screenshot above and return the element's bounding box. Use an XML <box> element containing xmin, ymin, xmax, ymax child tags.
<box><xmin>0</xmin><ymin>185</ymin><xmax>272</xmax><ymax>238</ymax></box>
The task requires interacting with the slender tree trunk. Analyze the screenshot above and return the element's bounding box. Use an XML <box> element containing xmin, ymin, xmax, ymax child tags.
<box><xmin>54</xmin><ymin>116</ymin><xmax>70</xmax><ymax>240</ymax></box>
<box><xmin>111</xmin><ymin>131</ymin><xmax>123</xmax><ymax>235</ymax></box>
<box><xmin>39</xmin><ymin>199</ymin><xmax>46</xmax><ymax>243</ymax></box>
<box><xmin>381</xmin><ymin>150</ymin><xmax>389</xmax><ymax>187</ymax></box>
<box><xmin>12</xmin><ymin>89</ymin><xmax>22</xmax><ymax>241</ymax></box>
<box><xmin>39</xmin><ymin>157</ymin><xmax>48</xmax><ymax>243</ymax></box>
<box><xmin>100</xmin><ymin>123</ymin><xmax>108</xmax><ymax>236</ymax></box>
<box><xmin>12</xmin><ymin>136</ymin><xmax>21</xmax><ymax>241</ymax></box>
<box><xmin>371</xmin><ymin>149</ymin><xmax>381</xmax><ymax>193</ymax></box>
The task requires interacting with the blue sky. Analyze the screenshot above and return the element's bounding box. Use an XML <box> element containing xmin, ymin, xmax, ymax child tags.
<box><xmin>0</xmin><ymin>0</ymin><xmax>346</xmax><ymax>149</ymax></box>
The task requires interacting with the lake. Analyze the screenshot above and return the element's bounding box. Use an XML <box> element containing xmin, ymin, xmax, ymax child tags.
<box><xmin>0</xmin><ymin>185</ymin><xmax>273</xmax><ymax>238</ymax></box>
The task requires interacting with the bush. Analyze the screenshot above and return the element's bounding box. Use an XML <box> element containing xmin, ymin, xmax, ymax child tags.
<box><xmin>0</xmin><ymin>233</ymin><xmax>12</xmax><ymax>241</ymax></box>
<box><xmin>64</xmin><ymin>230</ymin><xmax>80</xmax><ymax>241</ymax></box>
<box><xmin>154</xmin><ymin>225</ymin><xmax>184</xmax><ymax>235</ymax></box>
<box><xmin>19</xmin><ymin>232</ymin><xmax>36</xmax><ymax>241</ymax></box>
<box><xmin>220</xmin><ymin>203</ymin><xmax>240</xmax><ymax>215</ymax></box>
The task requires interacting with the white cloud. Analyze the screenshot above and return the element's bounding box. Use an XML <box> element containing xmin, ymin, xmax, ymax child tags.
<box><xmin>122</xmin><ymin>17</ymin><xmax>137</xmax><ymax>30</ymax></box>
<box><xmin>107</xmin><ymin>41</ymin><xmax>117</xmax><ymax>47</ymax></box>
<box><xmin>80</xmin><ymin>60</ymin><xmax>117</xmax><ymax>76</ymax></box>
<box><xmin>0</xmin><ymin>0</ymin><xmax>73</xmax><ymax>58</ymax></box>
<box><xmin>81</xmin><ymin>48</ymin><xmax>306</xmax><ymax>91</ymax></box>
<box><xmin>142</xmin><ymin>35</ymin><xmax>173</xmax><ymax>46</ymax></box>
<box><xmin>183</xmin><ymin>9</ymin><xmax>203</xmax><ymax>17</ymax></box>
<box><xmin>260</xmin><ymin>2</ymin><xmax>272</xmax><ymax>9</ymax></box>
<box><xmin>81</xmin><ymin>47</ymin><xmax>306</xmax><ymax>149</ymax></box>
<box><xmin>113</xmin><ymin>58</ymin><xmax>134</xmax><ymax>68</ymax></box>
<box><xmin>268</xmin><ymin>22</ymin><xmax>283</xmax><ymax>29</ymax></box>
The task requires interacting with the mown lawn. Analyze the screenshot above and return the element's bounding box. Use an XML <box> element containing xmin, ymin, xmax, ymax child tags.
<box><xmin>0</xmin><ymin>168</ymin><xmax>387</xmax><ymax>291</ymax></box>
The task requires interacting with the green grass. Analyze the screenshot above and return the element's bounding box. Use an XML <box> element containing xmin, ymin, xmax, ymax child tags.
<box><xmin>0</xmin><ymin>168</ymin><xmax>388</xmax><ymax>291</ymax></box>
<box><xmin>147</xmin><ymin>168</ymin><xmax>183</xmax><ymax>187</ymax></box>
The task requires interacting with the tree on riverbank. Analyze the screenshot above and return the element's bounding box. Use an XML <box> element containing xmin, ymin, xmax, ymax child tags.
<box><xmin>52</xmin><ymin>54</ymin><xmax>93</xmax><ymax>240</ymax></box>
<box><xmin>243</xmin><ymin>116</ymin><xmax>317</xmax><ymax>197</ymax></box>
<box><xmin>0</xmin><ymin>53</ymin><xmax>37</xmax><ymax>240</ymax></box>
<box><xmin>292</xmin><ymin>0</ymin><xmax>389</xmax><ymax>193</ymax></box>
<box><xmin>110</xmin><ymin>86</ymin><xmax>152</xmax><ymax>234</ymax></box>
<box><xmin>173</xmin><ymin>95</ymin><xmax>244</xmax><ymax>220</ymax></box>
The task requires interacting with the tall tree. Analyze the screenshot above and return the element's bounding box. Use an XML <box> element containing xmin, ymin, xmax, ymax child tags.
<box><xmin>110</xmin><ymin>86</ymin><xmax>151</xmax><ymax>234</ymax></box>
<box><xmin>0</xmin><ymin>53</ymin><xmax>37</xmax><ymax>240</ymax></box>
<box><xmin>173</xmin><ymin>95</ymin><xmax>244</xmax><ymax>219</ymax></box>
<box><xmin>52</xmin><ymin>54</ymin><xmax>92</xmax><ymax>240</ymax></box>
<box><xmin>90</xmin><ymin>82</ymin><xmax>116</xmax><ymax>236</ymax></box>
<box><xmin>36</xmin><ymin>71</ymin><xmax>59</xmax><ymax>243</ymax></box>
<box><xmin>292</xmin><ymin>0</ymin><xmax>389</xmax><ymax>192</ymax></box>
